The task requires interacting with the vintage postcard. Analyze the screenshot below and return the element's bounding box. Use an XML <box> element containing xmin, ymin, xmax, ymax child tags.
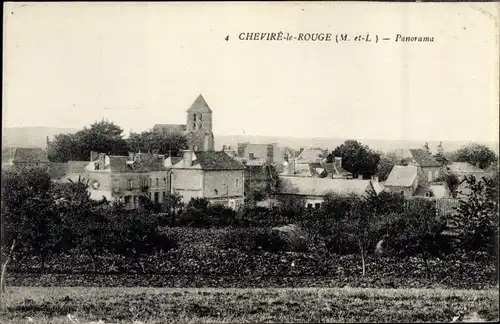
<box><xmin>1</xmin><ymin>1</ymin><xmax>499</xmax><ymax>323</ymax></box>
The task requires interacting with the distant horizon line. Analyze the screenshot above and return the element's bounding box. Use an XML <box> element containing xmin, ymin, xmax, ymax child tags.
<box><xmin>2</xmin><ymin>125</ymin><xmax>498</xmax><ymax>145</ymax></box>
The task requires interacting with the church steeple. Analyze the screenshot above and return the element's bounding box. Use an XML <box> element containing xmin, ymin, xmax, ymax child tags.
<box><xmin>186</xmin><ymin>94</ymin><xmax>214</xmax><ymax>151</ymax></box>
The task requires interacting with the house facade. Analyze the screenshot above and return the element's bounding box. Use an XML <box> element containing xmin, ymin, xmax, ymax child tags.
<box><xmin>383</xmin><ymin>165</ymin><xmax>419</xmax><ymax>197</ymax></box>
<box><xmin>170</xmin><ymin>150</ymin><xmax>245</xmax><ymax>210</ymax></box>
<box><xmin>59</xmin><ymin>152</ymin><xmax>171</xmax><ymax>209</ymax></box>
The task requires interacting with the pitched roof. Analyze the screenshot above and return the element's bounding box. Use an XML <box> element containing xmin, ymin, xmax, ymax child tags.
<box><xmin>385</xmin><ymin>165</ymin><xmax>418</xmax><ymax>187</ymax></box>
<box><xmin>152</xmin><ymin>124</ymin><xmax>187</xmax><ymax>133</ymax></box>
<box><xmin>323</xmin><ymin>162</ymin><xmax>352</xmax><ymax>177</ymax></box>
<box><xmin>278</xmin><ymin>176</ymin><xmax>372</xmax><ymax>196</ymax></box>
<box><xmin>187</xmin><ymin>94</ymin><xmax>212</xmax><ymax>113</ymax></box>
<box><xmin>10</xmin><ymin>148</ymin><xmax>49</xmax><ymax>163</ymax></box>
<box><xmin>409</xmin><ymin>149</ymin><xmax>442</xmax><ymax>167</ymax></box>
<box><xmin>296</xmin><ymin>148</ymin><xmax>326</xmax><ymax>164</ymax></box>
<box><xmin>447</xmin><ymin>162</ymin><xmax>485</xmax><ymax>174</ymax></box>
<box><xmin>174</xmin><ymin>151</ymin><xmax>244</xmax><ymax>170</ymax></box>
<box><xmin>192</xmin><ymin>151</ymin><xmax>244</xmax><ymax>170</ymax></box>
<box><xmin>108</xmin><ymin>156</ymin><xmax>130</xmax><ymax>173</ymax></box>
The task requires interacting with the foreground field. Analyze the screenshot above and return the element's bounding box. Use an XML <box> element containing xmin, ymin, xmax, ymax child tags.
<box><xmin>0</xmin><ymin>286</ymin><xmax>498</xmax><ymax>323</ymax></box>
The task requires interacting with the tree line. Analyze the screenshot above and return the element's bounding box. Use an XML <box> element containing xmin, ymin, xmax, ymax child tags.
<box><xmin>48</xmin><ymin>120</ymin><xmax>189</xmax><ymax>162</ymax></box>
<box><xmin>1</xmin><ymin>166</ymin><xmax>498</xmax><ymax>291</ymax></box>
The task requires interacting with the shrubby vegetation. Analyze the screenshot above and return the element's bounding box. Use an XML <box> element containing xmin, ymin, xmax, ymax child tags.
<box><xmin>1</xmin><ymin>167</ymin><xmax>498</xmax><ymax>290</ymax></box>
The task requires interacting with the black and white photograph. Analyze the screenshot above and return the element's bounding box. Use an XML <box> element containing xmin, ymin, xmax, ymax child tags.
<box><xmin>1</xmin><ymin>1</ymin><xmax>499</xmax><ymax>323</ymax></box>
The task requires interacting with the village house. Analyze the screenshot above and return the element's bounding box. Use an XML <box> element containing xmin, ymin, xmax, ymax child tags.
<box><xmin>447</xmin><ymin>162</ymin><xmax>494</xmax><ymax>182</ymax></box>
<box><xmin>294</xmin><ymin>147</ymin><xmax>328</xmax><ymax>165</ymax></box>
<box><xmin>276</xmin><ymin>175</ymin><xmax>384</xmax><ymax>209</ymax></box>
<box><xmin>236</xmin><ymin>142</ymin><xmax>283</xmax><ymax>164</ymax></box>
<box><xmin>152</xmin><ymin>94</ymin><xmax>215</xmax><ymax>152</ymax></box>
<box><xmin>169</xmin><ymin>149</ymin><xmax>245</xmax><ymax>210</ymax></box>
<box><xmin>384</xmin><ymin>149</ymin><xmax>452</xmax><ymax>198</ymax></box>
<box><xmin>281</xmin><ymin>155</ymin><xmax>352</xmax><ymax>179</ymax></box>
<box><xmin>59</xmin><ymin>151</ymin><xmax>170</xmax><ymax>209</ymax></box>
<box><xmin>1</xmin><ymin>147</ymin><xmax>50</xmax><ymax>171</ymax></box>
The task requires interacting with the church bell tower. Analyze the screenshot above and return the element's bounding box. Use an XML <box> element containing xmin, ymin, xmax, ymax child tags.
<box><xmin>186</xmin><ymin>94</ymin><xmax>214</xmax><ymax>151</ymax></box>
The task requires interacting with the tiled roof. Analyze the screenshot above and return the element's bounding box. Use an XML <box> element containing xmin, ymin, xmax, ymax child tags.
<box><xmin>177</xmin><ymin>151</ymin><xmax>244</xmax><ymax>170</ymax></box>
<box><xmin>10</xmin><ymin>148</ymin><xmax>49</xmax><ymax>163</ymax></box>
<box><xmin>109</xmin><ymin>156</ymin><xmax>131</xmax><ymax>173</ymax></box>
<box><xmin>187</xmin><ymin>94</ymin><xmax>212</xmax><ymax>113</ymax></box>
<box><xmin>323</xmin><ymin>163</ymin><xmax>352</xmax><ymax>177</ymax></box>
<box><xmin>132</xmin><ymin>155</ymin><xmax>166</xmax><ymax>172</ymax></box>
<box><xmin>296</xmin><ymin>148</ymin><xmax>325</xmax><ymax>164</ymax></box>
<box><xmin>385</xmin><ymin>165</ymin><xmax>418</xmax><ymax>187</ymax></box>
<box><xmin>194</xmin><ymin>151</ymin><xmax>244</xmax><ymax>170</ymax></box>
<box><xmin>278</xmin><ymin>176</ymin><xmax>372</xmax><ymax>196</ymax></box>
<box><xmin>447</xmin><ymin>162</ymin><xmax>485</xmax><ymax>174</ymax></box>
<box><xmin>409</xmin><ymin>149</ymin><xmax>442</xmax><ymax>167</ymax></box>
<box><xmin>152</xmin><ymin>124</ymin><xmax>187</xmax><ymax>133</ymax></box>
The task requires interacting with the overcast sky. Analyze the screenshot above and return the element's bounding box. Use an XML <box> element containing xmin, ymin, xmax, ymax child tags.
<box><xmin>3</xmin><ymin>2</ymin><xmax>498</xmax><ymax>142</ymax></box>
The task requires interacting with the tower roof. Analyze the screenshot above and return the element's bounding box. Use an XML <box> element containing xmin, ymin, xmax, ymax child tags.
<box><xmin>187</xmin><ymin>94</ymin><xmax>212</xmax><ymax>113</ymax></box>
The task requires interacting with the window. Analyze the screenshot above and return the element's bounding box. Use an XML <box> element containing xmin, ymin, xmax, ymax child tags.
<box><xmin>434</xmin><ymin>171</ymin><xmax>439</xmax><ymax>180</ymax></box>
<box><xmin>400</xmin><ymin>191</ymin><xmax>405</xmax><ymax>196</ymax></box>
<box><xmin>235</xmin><ymin>178</ymin><xmax>239</xmax><ymax>188</ymax></box>
<box><xmin>428</xmin><ymin>171</ymin><xmax>433</xmax><ymax>182</ymax></box>
<box><xmin>156</xmin><ymin>178</ymin><xmax>159</xmax><ymax>186</ymax></box>
<box><xmin>149</xmin><ymin>178</ymin><xmax>152</xmax><ymax>187</ymax></box>
<box><xmin>94</xmin><ymin>163</ymin><xmax>100</xmax><ymax>170</ymax></box>
<box><xmin>425</xmin><ymin>192</ymin><xmax>430</xmax><ymax>197</ymax></box>
<box><xmin>307</xmin><ymin>203</ymin><xmax>313</xmax><ymax>210</ymax></box>
<box><xmin>214</xmin><ymin>189</ymin><xmax>218</xmax><ymax>195</ymax></box>
<box><xmin>164</xmin><ymin>178</ymin><xmax>167</xmax><ymax>185</ymax></box>
<box><xmin>163</xmin><ymin>191</ymin><xmax>166</xmax><ymax>201</ymax></box>
<box><xmin>124</xmin><ymin>196</ymin><xmax>131</xmax><ymax>205</ymax></box>
<box><xmin>315</xmin><ymin>203</ymin><xmax>321</xmax><ymax>209</ymax></box>
<box><xmin>154</xmin><ymin>192</ymin><xmax>159</xmax><ymax>204</ymax></box>
<box><xmin>133</xmin><ymin>196</ymin><xmax>138</xmax><ymax>208</ymax></box>
<box><xmin>128</xmin><ymin>180</ymin><xmax>133</xmax><ymax>190</ymax></box>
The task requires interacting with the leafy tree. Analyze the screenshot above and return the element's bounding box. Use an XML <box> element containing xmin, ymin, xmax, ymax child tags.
<box><xmin>47</xmin><ymin>133</ymin><xmax>80</xmax><ymax>162</ymax></box>
<box><xmin>423</xmin><ymin>142</ymin><xmax>431</xmax><ymax>154</ymax></box>
<box><xmin>48</xmin><ymin>120</ymin><xmax>129</xmax><ymax>162</ymax></box>
<box><xmin>1</xmin><ymin>167</ymin><xmax>57</xmax><ymax>290</ymax></box>
<box><xmin>159</xmin><ymin>192</ymin><xmax>184</xmax><ymax>225</ymax></box>
<box><xmin>434</xmin><ymin>141</ymin><xmax>448</xmax><ymax>165</ymax></box>
<box><xmin>329</xmin><ymin>195</ymin><xmax>385</xmax><ymax>276</ymax></box>
<box><xmin>454</xmin><ymin>175</ymin><xmax>498</xmax><ymax>255</ymax></box>
<box><xmin>385</xmin><ymin>199</ymin><xmax>446</xmax><ymax>277</ymax></box>
<box><xmin>326</xmin><ymin>140</ymin><xmax>380</xmax><ymax>179</ymax></box>
<box><xmin>450</xmin><ymin>143</ymin><xmax>497</xmax><ymax>169</ymax></box>
<box><xmin>126</xmin><ymin>129</ymin><xmax>188</xmax><ymax>156</ymax></box>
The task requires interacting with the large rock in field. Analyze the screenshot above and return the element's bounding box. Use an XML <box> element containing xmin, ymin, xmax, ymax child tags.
<box><xmin>271</xmin><ymin>224</ymin><xmax>308</xmax><ymax>252</ymax></box>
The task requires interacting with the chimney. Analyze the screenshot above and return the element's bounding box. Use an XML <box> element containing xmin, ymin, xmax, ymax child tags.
<box><xmin>222</xmin><ymin>145</ymin><xmax>227</xmax><ymax>150</ymax></box>
<box><xmin>128</xmin><ymin>152</ymin><xmax>134</xmax><ymax>160</ymax></box>
<box><xmin>183</xmin><ymin>150</ymin><xmax>193</xmax><ymax>167</ymax></box>
<box><xmin>358</xmin><ymin>174</ymin><xmax>363</xmax><ymax>180</ymax></box>
<box><xmin>334</xmin><ymin>157</ymin><xmax>342</xmax><ymax>168</ymax></box>
<box><xmin>372</xmin><ymin>175</ymin><xmax>379</xmax><ymax>183</ymax></box>
<box><xmin>249</xmin><ymin>152</ymin><xmax>255</xmax><ymax>160</ymax></box>
<box><xmin>98</xmin><ymin>153</ymin><xmax>106</xmax><ymax>165</ymax></box>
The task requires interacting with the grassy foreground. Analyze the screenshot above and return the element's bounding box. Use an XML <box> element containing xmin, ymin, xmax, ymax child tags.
<box><xmin>0</xmin><ymin>286</ymin><xmax>498</xmax><ymax>323</ymax></box>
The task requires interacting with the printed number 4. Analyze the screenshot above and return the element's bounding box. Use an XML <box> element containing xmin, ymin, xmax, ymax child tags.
<box><xmin>225</xmin><ymin>35</ymin><xmax>229</xmax><ymax>41</ymax></box>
